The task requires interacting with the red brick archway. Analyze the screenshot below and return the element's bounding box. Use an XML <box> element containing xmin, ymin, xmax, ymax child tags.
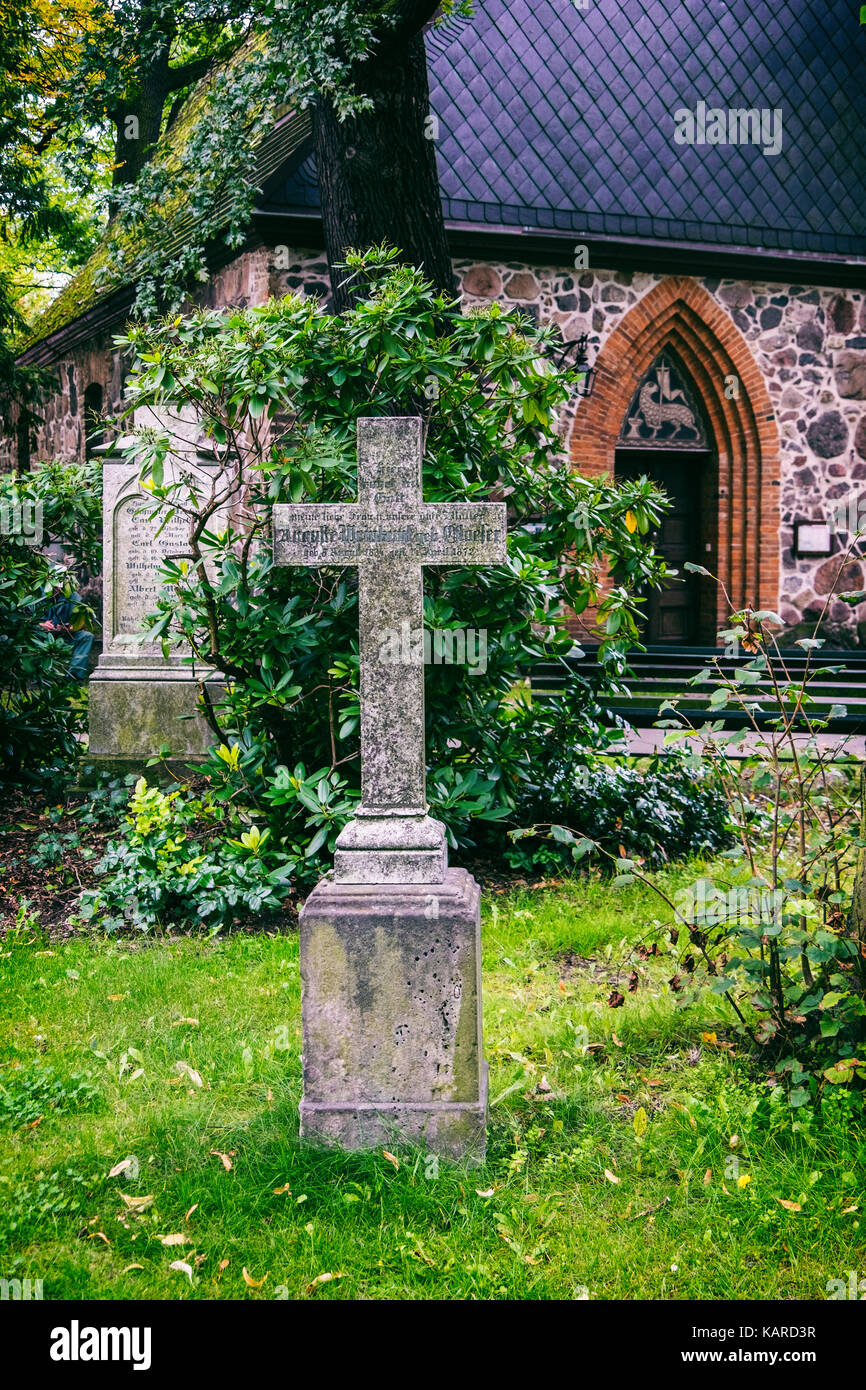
<box><xmin>571</xmin><ymin>276</ymin><xmax>780</xmax><ymax>630</ymax></box>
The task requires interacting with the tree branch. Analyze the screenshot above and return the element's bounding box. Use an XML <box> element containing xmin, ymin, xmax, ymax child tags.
<box><xmin>165</xmin><ymin>55</ymin><xmax>216</xmax><ymax>94</ymax></box>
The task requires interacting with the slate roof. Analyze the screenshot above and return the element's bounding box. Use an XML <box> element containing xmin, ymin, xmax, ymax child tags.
<box><xmin>271</xmin><ymin>0</ymin><xmax>866</xmax><ymax>259</ymax></box>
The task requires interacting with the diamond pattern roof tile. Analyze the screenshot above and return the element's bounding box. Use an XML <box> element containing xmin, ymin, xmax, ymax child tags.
<box><xmin>271</xmin><ymin>0</ymin><xmax>864</xmax><ymax>258</ymax></box>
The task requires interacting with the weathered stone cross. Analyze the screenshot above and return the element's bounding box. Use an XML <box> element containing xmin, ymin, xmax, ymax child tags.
<box><xmin>273</xmin><ymin>416</ymin><xmax>506</xmax><ymax>884</ymax></box>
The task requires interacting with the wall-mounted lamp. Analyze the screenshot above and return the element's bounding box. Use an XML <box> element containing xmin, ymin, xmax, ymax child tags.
<box><xmin>554</xmin><ymin>333</ymin><xmax>597</xmax><ymax>397</ymax></box>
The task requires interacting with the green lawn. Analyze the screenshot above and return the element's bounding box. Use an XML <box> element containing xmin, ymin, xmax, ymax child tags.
<box><xmin>1</xmin><ymin>870</ymin><xmax>862</xmax><ymax>1301</ymax></box>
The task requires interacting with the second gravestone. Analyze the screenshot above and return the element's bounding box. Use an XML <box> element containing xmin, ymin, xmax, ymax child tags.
<box><xmin>87</xmin><ymin>410</ymin><xmax>224</xmax><ymax>775</ymax></box>
<box><xmin>273</xmin><ymin>416</ymin><xmax>506</xmax><ymax>1161</ymax></box>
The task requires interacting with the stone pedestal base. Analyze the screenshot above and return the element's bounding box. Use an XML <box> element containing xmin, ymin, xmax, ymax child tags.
<box><xmin>298</xmin><ymin>868</ymin><xmax>486</xmax><ymax>1161</ymax></box>
<box><xmin>333</xmin><ymin>811</ymin><xmax>447</xmax><ymax>884</ymax></box>
<box><xmin>85</xmin><ymin>665</ymin><xmax>223</xmax><ymax>778</ymax></box>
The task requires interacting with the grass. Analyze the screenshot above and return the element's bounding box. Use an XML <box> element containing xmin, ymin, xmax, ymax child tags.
<box><xmin>0</xmin><ymin>867</ymin><xmax>863</xmax><ymax>1301</ymax></box>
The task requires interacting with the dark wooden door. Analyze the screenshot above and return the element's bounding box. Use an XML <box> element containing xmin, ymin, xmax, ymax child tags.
<box><xmin>616</xmin><ymin>451</ymin><xmax>702</xmax><ymax>645</ymax></box>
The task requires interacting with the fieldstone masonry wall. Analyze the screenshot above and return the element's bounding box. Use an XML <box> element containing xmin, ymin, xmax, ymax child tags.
<box><xmin>1</xmin><ymin>332</ymin><xmax>128</xmax><ymax>473</ymax></box>
<box><xmin>14</xmin><ymin>243</ymin><xmax>866</xmax><ymax>642</ymax></box>
<box><xmin>454</xmin><ymin>260</ymin><xmax>866</xmax><ymax>643</ymax></box>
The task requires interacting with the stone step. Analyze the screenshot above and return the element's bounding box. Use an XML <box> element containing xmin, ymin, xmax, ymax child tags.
<box><xmin>526</xmin><ymin>644</ymin><xmax>866</xmax><ymax>732</ymax></box>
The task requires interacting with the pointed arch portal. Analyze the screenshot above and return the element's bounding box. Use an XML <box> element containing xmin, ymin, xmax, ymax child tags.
<box><xmin>571</xmin><ymin>276</ymin><xmax>780</xmax><ymax>643</ymax></box>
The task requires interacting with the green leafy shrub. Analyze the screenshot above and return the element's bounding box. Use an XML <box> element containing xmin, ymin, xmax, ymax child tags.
<box><xmin>492</xmin><ymin>702</ymin><xmax>731</xmax><ymax>869</ymax></box>
<box><xmin>0</xmin><ymin>458</ymin><xmax>101</xmax><ymax>783</ymax></box>
<box><xmin>104</xmin><ymin>249</ymin><xmax>667</xmax><ymax>874</ymax></box>
<box><xmin>78</xmin><ymin>768</ymin><xmax>343</xmax><ymax>930</ymax></box>
<box><xmin>524</xmin><ymin>584</ymin><xmax>866</xmax><ymax>1105</ymax></box>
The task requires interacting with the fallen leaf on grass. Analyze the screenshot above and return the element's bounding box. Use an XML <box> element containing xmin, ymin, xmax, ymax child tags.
<box><xmin>107</xmin><ymin>994</ymin><xmax>126</xmax><ymax>1002</ymax></box>
<box><xmin>381</xmin><ymin>1151</ymin><xmax>399</xmax><ymax>1170</ymax></box>
<box><xmin>306</xmin><ymin>1272</ymin><xmax>345</xmax><ymax>1292</ymax></box>
<box><xmin>625</xmin><ymin>1196</ymin><xmax>671</xmax><ymax>1221</ymax></box>
<box><xmin>242</xmin><ymin>1267</ymin><xmax>269</xmax><ymax>1288</ymax></box>
<box><xmin>158</xmin><ymin>1233</ymin><xmax>188</xmax><ymax>1246</ymax></box>
<box><xmin>475</xmin><ymin>1188</ymin><xmax>495</xmax><ymax>1198</ymax></box>
<box><xmin>25</xmin><ymin>1116</ymin><xmax>42</xmax><ymax>1130</ymax></box>
<box><xmin>669</xmin><ymin>1101</ymin><xmax>697</xmax><ymax>1130</ymax></box>
<box><xmin>218</xmin><ymin>1259</ymin><xmax>229</xmax><ymax>1272</ymax></box>
<box><xmin>777</xmin><ymin>1199</ymin><xmax>801</xmax><ymax>1212</ymax></box>
<box><xmin>121</xmin><ymin>1264</ymin><xmax>144</xmax><ymax>1274</ymax></box>
<box><xmin>171</xmin><ymin>1018</ymin><xmax>199</xmax><ymax>1027</ymax></box>
<box><xmin>703</xmin><ymin>1169</ymin><xmax>712</xmax><ymax>1185</ymax></box>
<box><xmin>120</xmin><ymin>1194</ymin><xmax>154</xmax><ymax>1211</ymax></box>
<box><xmin>169</xmin><ymin>1261</ymin><xmax>194</xmax><ymax>1283</ymax></box>
<box><xmin>273</xmin><ymin>1183</ymin><xmax>292</xmax><ymax>1195</ymax></box>
<box><xmin>174</xmin><ymin>1061</ymin><xmax>203</xmax><ymax>1088</ymax></box>
<box><xmin>89</xmin><ymin>1232</ymin><xmax>111</xmax><ymax>1245</ymax></box>
<box><xmin>611</xmin><ymin>1033</ymin><xmax>624</xmax><ymax>1048</ymax></box>
<box><xmin>185</xmin><ymin>1203</ymin><xmax>198</xmax><ymax>1221</ymax></box>
<box><xmin>604</xmin><ymin>1169</ymin><xmax>621</xmax><ymax>1185</ymax></box>
<box><xmin>210</xmin><ymin>1149</ymin><xmax>235</xmax><ymax>1171</ymax></box>
<box><xmin>108</xmin><ymin>1157</ymin><xmax>136</xmax><ymax>1178</ymax></box>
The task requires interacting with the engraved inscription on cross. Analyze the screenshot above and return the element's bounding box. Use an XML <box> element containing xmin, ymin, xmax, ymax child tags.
<box><xmin>272</xmin><ymin>416</ymin><xmax>506</xmax><ymax>884</ymax></box>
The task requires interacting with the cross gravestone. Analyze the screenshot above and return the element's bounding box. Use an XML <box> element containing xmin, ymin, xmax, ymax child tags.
<box><xmin>273</xmin><ymin>416</ymin><xmax>506</xmax><ymax>1159</ymax></box>
<box><xmin>87</xmin><ymin>407</ymin><xmax>225</xmax><ymax>776</ymax></box>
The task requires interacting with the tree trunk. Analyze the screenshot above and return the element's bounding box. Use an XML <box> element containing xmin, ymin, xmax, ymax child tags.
<box><xmin>113</xmin><ymin>48</ymin><xmax>172</xmax><ymax>189</ymax></box>
<box><xmin>314</xmin><ymin>26</ymin><xmax>454</xmax><ymax>311</ymax></box>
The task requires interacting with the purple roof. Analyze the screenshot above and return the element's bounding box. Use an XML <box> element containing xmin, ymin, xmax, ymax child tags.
<box><xmin>270</xmin><ymin>0</ymin><xmax>865</xmax><ymax>259</ymax></box>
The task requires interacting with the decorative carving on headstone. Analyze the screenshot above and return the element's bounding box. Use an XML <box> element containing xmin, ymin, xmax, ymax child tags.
<box><xmin>618</xmin><ymin>354</ymin><xmax>709</xmax><ymax>448</ymax></box>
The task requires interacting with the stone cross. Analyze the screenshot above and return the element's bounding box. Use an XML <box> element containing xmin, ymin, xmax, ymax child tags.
<box><xmin>273</xmin><ymin>416</ymin><xmax>506</xmax><ymax>883</ymax></box>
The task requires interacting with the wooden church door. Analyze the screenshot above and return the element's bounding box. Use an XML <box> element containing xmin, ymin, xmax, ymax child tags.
<box><xmin>614</xmin><ymin>354</ymin><xmax>713</xmax><ymax>646</ymax></box>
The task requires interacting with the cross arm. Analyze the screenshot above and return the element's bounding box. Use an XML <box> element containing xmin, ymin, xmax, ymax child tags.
<box><xmin>273</xmin><ymin>504</ymin><xmax>360</xmax><ymax>566</ymax></box>
<box><xmin>419</xmin><ymin>503</ymin><xmax>507</xmax><ymax>566</ymax></box>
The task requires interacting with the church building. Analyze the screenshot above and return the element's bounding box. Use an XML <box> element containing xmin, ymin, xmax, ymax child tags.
<box><xmin>8</xmin><ymin>0</ymin><xmax>866</xmax><ymax>648</ymax></box>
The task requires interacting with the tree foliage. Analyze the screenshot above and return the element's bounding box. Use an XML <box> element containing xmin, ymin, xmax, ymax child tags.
<box><xmin>42</xmin><ymin>1</ymin><xmax>467</xmax><ymax>316</ymax></box>
<box><xmin>0</xmin><ymin>1</ymin><xmax>106</xmax><ymax>456</ymax></box>
<box><xmin>0</xmin><ymin>457</ymin><xmax>102</xmax><ymax>781</ymax></box>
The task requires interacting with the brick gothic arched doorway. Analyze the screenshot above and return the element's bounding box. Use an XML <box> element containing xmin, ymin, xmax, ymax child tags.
<box><xmin>571</xmin><ymin>277</ymin><xmax>781</xmax><ymax>639</ymax></box>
